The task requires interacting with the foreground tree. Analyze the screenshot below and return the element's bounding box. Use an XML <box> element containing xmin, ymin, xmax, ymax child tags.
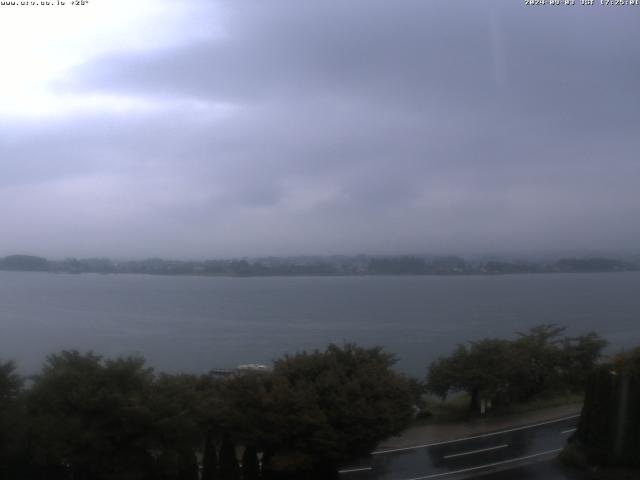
<box><xmin>560</xmin><ymin>332</ymin><xmax>609</xmax><ymax>391</ymax></box>
<box><xmin>0</xmin><ymin>361</ymin><xmax>23</xmax><ymax>480</ymax></box>
<box><xmin>147</xmin><ymin>373</ymin><xmax>205</xmax><ymax>480</ymax></box>
<box><xmin>241</xmin><ymin>446</ymin><xmax>259</xmax><ymax>480</ymax></box>
<box><xmin>218</xmin><ymin>344</ymin><xmax>414</xmax><ymax>478</ymax></box>
<box><xmin>25</xmin><ymin>351</ymin><xmax>156</xmax><ymax>480</ymax></box>
<box><xmin>218</xmin><ymin>434</ymin><xmax>240</xmax><ymax>480</ymax></box>
<box><xmin>0</xmin><ymin>361</ymin><xmax>21</xmax><ymax>406</ymax></box>
<box><xmin>427</xmin><ymin>339</ymin><xmax>514</xmax><ymax>412</ymax></box>
<box><xmin>201</xmin><ymin>431</ymin><xmax>219</xmax><ymax>480</ymax></box>
<box><xmin>494</xmin><ymin>324</ymin><xmax>565</xmax><ymax>402</ymax></box>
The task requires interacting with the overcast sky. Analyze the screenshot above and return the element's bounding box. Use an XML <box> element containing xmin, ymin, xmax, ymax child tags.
<box><xmin>1</xmin><ymin>0</ymin><xmax>638</xmax><ymax>259</ymax></box>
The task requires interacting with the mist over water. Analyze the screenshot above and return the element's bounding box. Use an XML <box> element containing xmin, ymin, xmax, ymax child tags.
<box><xmin>2</xmin><ymin>271</ymin><xmax>638</xmax><ymax>378</ymax></box>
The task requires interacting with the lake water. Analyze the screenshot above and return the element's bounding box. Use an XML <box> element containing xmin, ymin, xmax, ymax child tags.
<box><xmin>1</xmin><ymin>271</ymin><xmax>639</xmax><ymax>377</ymax></box>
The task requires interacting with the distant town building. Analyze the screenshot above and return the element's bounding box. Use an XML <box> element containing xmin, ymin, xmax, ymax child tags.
<box><xmin>209</xmin><ymin>363</ymin><xmax>272</xmax><ymax>379</ymax></box>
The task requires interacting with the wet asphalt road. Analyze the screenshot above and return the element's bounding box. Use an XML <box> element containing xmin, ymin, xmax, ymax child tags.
<box><xmin>463</xmin><ymin>460</ymin><xmax>585</xmax><ymax>480</ymax></box>
<box><xmin>339</xmin><ymin>415</ymin><xmax>582</xmax><ymax>480</ymax></box>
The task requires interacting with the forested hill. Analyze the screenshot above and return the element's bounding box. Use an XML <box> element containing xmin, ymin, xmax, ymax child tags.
<box><xmin>0</xmin><ymin>254</ymin><xmax>637</xmax><ymax>277</ymax></box>
<box><xmin>0</xmin><ymin>255</ymin><xmax>50</xmax><ymax>271</ymax></box>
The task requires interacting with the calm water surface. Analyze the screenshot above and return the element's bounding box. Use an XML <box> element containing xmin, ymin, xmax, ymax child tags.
<box><xmin>1</xmin><ymin>271</ymin><xmax>639</xmax><ymax>377</ymax></box>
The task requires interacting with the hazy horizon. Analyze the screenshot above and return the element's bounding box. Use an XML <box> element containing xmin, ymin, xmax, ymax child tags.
<box><xmin>1</xmin><ymin>249</ymin><xmax>637</xmax><ymax>263</ymax></box>
<box><xmin>2</xmin><ymin>1</ymin><xmax>639</xmax><ymax>258</ymax></box>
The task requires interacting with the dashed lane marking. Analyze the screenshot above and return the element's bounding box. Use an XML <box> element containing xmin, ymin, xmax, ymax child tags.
<box><xmin>443</xmin><ymin>444</ymin><xmax>509</xmax><ymax>459</ymax></box>
<box><xmin>338</xmin><ymin>466</ymin><xmax>373</xmax><ymax>474</ymax></box>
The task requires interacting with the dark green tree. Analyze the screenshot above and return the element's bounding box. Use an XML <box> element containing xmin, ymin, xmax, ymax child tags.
<box><xmin>218</xmin><ymin>344</ymin><xmax>413</xmax><ymax>477</ymax></box>
<box><xmin>561</xmin><ymin>332</ymin><xmax>608</xmax><ymax>390</ymax></box>
<box><xmin>201</xmin><ymin>431</ymin><xmax>219</xmax><ymax>480</ymax></box>
<box><xmin>146</xmin><ymin>373</ymin><xmax>204</xmax><ymax>480</ymax></box>
<box><xmin>218</xmin><ymin>434</ymin><xmax>240</xmax><ymax>480</ymax></box>
<box><xmin>427</xmin><ymin>325</ymin><xmax>607</xmax><ymax>413</ymax></box>
<box><xmin>26</xmin><ymin>351</ymin><xmax>155</xmax><ymax>480</ymax></box>
<box><xmin>510</xmin><ymin>324</ymin><xmax>567</xmax><ymax>400</ymax></box>
<box><xmin>427</xmin><ymin>339</ymin><xmax>513</xmax><ymax>412</ymax></box>
<box><xmin>241</xmin><ymin>446</ymin><xmax>259</xmax><ymax>480</ymax></box>
<box><xmin>0</xmin><ymin>361</ymin><xmax>23</xmax><ymax>480</ymax></box>
<box><xmin>0</xmin><ymin>361</ymin><xmax>21</xmax><ymax>405</ymax></box>
<box><xmin>278</xmin><ymin>344</ymin><xmax>414</xmax><ymax>459</ymax></box>
<box><xmin>177</xmin><ymin>451</ymin><xmax>199</xmax><ymax>480</ymax></box>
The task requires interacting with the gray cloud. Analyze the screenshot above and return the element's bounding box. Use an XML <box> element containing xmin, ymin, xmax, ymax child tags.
<box><xmin>2</xmin><ymin>0</ymin><xmax>639</xmax><ymax>258</ymax></box>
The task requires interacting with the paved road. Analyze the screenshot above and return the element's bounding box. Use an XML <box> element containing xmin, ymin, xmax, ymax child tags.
<box><xmin>339</xmin><ymin>415</ymin><xmax>581</xmax><ymax>480</ymax></box>
<box><xmin>463</xmin><ymin>460</ymin><xmax>585</xmax><ymax>480</ymax></box>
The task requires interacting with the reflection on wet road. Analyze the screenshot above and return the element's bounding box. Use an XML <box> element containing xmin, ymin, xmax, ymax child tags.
<box><xmin>339</xmin><ymin>416</ymin><xmax>582</xmax><ymax>480</ymax></box>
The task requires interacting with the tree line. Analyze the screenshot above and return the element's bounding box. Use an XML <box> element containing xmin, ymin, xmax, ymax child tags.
<box><xmin>426</xmin><ymin>325</ymin><xmax>607</xmax><ymax>413</ymax></box>
<box><xmin>1</xmin><ymin>254</ymin><xmax>637</xmax><ymax>276</ymax></box>
<box><xmin>0</xmin><ymin>344</ymin><xmax>415</xmax><ymax>480</ymax></box>
<box><xmin>0</xmin><ymin>326</ymin><xmax>608</xmax><ymax>479</ymax></box>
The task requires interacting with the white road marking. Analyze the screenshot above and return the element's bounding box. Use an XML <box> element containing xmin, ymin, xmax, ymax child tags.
<box><xmin>561</xmin><ymin>428</ymin><xmax>577</xmax><ymax>434</ymax></box>
<box><xmin>372</xmin><ymin>415</ymin><xmax>580</xmax><ymax>455</ymax></box>
<box><xmin>442</xmin><ymin>444</ymin><xmax>509</xmax><ymax>459</ymax></box>
<box><xmin>338</xmin><ymin>466</ymin><xmax>373</xmax><ymax>474</ymax></box>
<box><xmin>404</xmin><ymin>448</ymin><xmax>563</xmax><ymax>480</ymax></box>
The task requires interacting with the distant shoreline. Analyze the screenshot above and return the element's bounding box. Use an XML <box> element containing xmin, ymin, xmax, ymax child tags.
<box><xmin>1</xmin><ymin>253</ymin><xmax>637</xmax><ymax>277</ymax></box>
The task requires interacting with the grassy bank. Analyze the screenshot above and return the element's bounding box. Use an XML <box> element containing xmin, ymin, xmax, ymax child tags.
<box><xmin>415</xmin><ymin>392</ymin><xmax>583</xmax><ymax>425</ymax></box>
